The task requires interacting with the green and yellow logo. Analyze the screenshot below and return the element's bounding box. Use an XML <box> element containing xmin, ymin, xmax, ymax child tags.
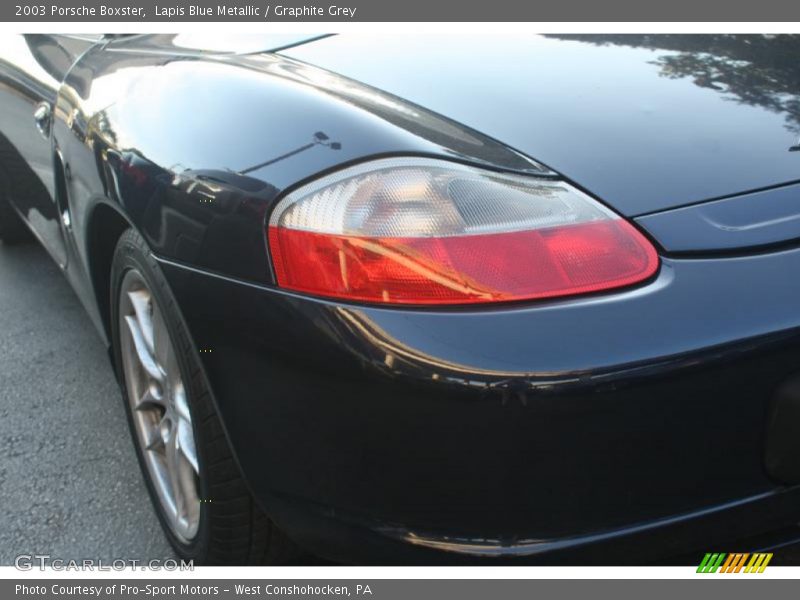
<box><xmin>697</xmin><ymin>552</ymin><xmax>773</xmax><ymax>573</ymax></box>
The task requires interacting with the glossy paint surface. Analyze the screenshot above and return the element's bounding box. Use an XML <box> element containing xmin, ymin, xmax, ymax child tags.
<box><xmin>55</xmin><ymin>39</ymin><xmax>547</xmax><ymax>287</ymax></box>
<box><xmin>159</xmin><ymin>247</ymin><xmax>800</xmax><ymax>561</ymax></box>
<box><xmin>0</xmin><ymin>35</ymin><xmax>94</xmax><ymax>267</ymax></box>
<box><xmin>637</xmin><ymin>181</ymin><xmax>800</xmax><ymax>252</ymax></box>
<box><xmin>106</xmin><ymin>33</ymin><xmax>328</xmax><ymax>55</ymax></box>
<box><xmin>2</xmin><ymin>34</ymin><xmax>800</xmax><ymax>562</ymax></box>
<box><xmin>285</xmin><ymin>34</ymin><xmax>800</xmax><ymax>216</ymax></box>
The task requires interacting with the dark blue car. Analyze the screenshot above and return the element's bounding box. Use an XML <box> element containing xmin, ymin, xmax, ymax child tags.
<box><xmin>1</xmin><ymin>33</ymin><xmax>799</xmax><ymax>564</ymax></box>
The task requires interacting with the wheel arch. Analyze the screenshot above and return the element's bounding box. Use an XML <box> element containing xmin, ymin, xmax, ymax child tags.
<box><xmin>84</xmin><ymin>200</ymin><xmax>134</xmax><ymax>352</ymax></box>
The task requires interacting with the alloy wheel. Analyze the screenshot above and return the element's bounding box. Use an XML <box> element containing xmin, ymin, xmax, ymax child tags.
<box><xmin>118</xmin><ymin>269</ymin><xmax>201</xmax><ymax>543</ymax></box>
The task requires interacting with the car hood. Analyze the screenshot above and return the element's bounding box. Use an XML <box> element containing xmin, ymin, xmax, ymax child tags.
<box><xmin>282</xmin><ymin>34</ymin><xmax>800</xmax><ymax>217</ymax></box>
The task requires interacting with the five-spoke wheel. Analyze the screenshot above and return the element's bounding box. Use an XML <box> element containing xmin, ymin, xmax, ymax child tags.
<box><xmin>118</xmin><ymin>269</ymin><xmax>201</xmax><ymax>543</ymax></box>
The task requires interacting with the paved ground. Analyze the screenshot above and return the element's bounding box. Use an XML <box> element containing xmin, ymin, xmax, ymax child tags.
<box><xmin>0</xmin><ymin>240</ymin><xmax>174</xmax><ymax>565</ymax></box>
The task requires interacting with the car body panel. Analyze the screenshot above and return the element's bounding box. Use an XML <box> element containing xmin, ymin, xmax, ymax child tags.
<box><xmin>157</xmin><ymin>249</ymin><xmax>800</xmax><ymax>562</ymax></box>
<box><xmin>283</xmin><ymin>34</ymin><xmax>800</xmax><ymax>217</ymax></box>
<box><xmin>0</xmin><ymin>34</ymin><xmax>95</xmax><ymax>266</ymax></box>
<box><xmin>636</xmin><ymin>181</ymin><xmax>800</xmax><ymax>253</ymax></box>
<box><xmin>105</xmin><ymin>33</ymin><xmax>331</xmax><ymax>56</ymax></box>
<box><xmin>2</xmin><ymin>33</ymin><xmax>800</xmax><ymax>563</ymax></box>
<box><xmin>54</xmin><ymin>44</ymin><xmax>548</xmax><ymax>288</ymax></box>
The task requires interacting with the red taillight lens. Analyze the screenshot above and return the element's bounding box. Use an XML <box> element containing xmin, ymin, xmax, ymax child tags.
<box><xmin>268</xmin><ymin>159</ymin><xmax>658</xmax><ymax>305</ymax></box>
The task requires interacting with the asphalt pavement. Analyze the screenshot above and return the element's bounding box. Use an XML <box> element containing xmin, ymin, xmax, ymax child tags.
<box><xmin>0</xmin><ymin>240</ymin><xmax>174</xmax><ymax>565</ymax></box>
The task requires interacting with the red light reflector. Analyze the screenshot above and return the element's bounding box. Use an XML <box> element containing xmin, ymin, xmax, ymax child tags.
<box><xmin>267</xmin><ymin>158</ymin><xmax>660</xmax><ymax>305</ymax></box>
<box><xmin>268</xmin><ymin>218</ymin><xmax>658</xmax><ymax>305</ymax></box>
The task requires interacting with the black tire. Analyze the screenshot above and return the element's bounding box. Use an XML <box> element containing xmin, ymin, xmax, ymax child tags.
<box><xmin>0</xmin><ymin>133</ymin><xmax>35</xmax><ymax>245</ymax></box>
<box><xmin>110</xmin><ymin>227</ymin><xmax>300</xmax><ymax>565</ymax></box>
<box><xmin>0</xmin><ymin>181</ymin><xmax>32</xmax><ymax>245</ymax></box>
